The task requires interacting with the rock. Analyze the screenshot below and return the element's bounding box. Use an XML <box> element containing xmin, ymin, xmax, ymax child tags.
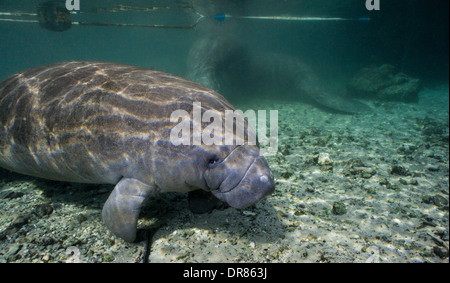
<box><xmin>242</xmin><ymin>210</ymin><xmax>257</xmax><ymax>217</ymax></box>
<box><xmin>294</xmin><ymin>209</ymin><xmax>306</xmax><ymax>216</ymax></box>
<box><xmin>74</xmin><ymin>213</ymin><xmax>88</xmax><ymax>224</ymax></box>
<box><xmin>426</xmin><ymin>166</ymin><xmax>440</xmax><ymax>172</ymax></box>
<box><xmin>320</xmin><ymin>165</ymin><xmax>333</xmax><ymax>172</ymax></box>
<box><xmin>280</xmin><ymin>168</ymin><xmax>294</xmax><ymax>179</ymax></box>
<box><xmin>36</xmin><ymin>236</ymin><xmax>55</xmax><ymax>246</ymax></box>
<box><xmin>8</xmin><ymin>214</ymin><xmax>31</xmax><ymax>230</ymax></box>
<box><xmin>4</xmin><ymin>244</ymin><xmax>22</xmax><ymax>260</ymax></box>
<box><xmin>390</xmin><ymin>165</ymin><xmax>410</xmax><ymax>176</ymax></box>
<box><xmin>378</xmin><ymin>76</ymin><xmax>421</xmax><ymax>101</ymax></box>
<box><xmin>439</xmin><ymin>230</ymin><xmax>449</xmax><ymax>242</ymax></box>
<box><xmin>361</xmin><ymin>172</ymin><xmax>373</xmax><ymax>179</ymax></box>
<box><xmin>350</xmin><ymin>167</ymin><xmax>376</xmax><ymax>178</ymax></box>
<box><xmin>103</xmin><ymin>254</ymin><xmax>115</xmax><ymax>262</ymax></box>
<box><xmin>433</xmin><ymin>246</ymin><xmax>449</xmax><ymax>259</ymax></box>
<box><xmin>387</xmin><ymin>184</ymin><xmax>401</xmax><ymax>191</ymax></box>
<box><xmin>347</xmin><ymin>64</ymin><xmax>421</xmax><ymax>102</ymax></box>
<box><xmin>422</xmin><ymin>195</ymin><xmax>448</xmax><ymax>207</ymax></box>
<box><xmin>33</xmin><ymin>204</ymin><xmax>54</xmax><ymax>217</ymax></box>
<box><xmin>42</xmin><ymin>254</ymin><xmax>50</xmax><ymax>262</ymax></box>
<box><xmin>397</xmin><ymin>144</ymin><xmax>418</xmax><ymax>155</ymax></box>
<box><xmin>318</xmin><ymin>153</ymin><xmax>332</xmax><ymax>166</ymax></box>
<box><xmin>347</xmin><ymin>158</ymin><xmax>365</xmax><ymax>168</ymax></box>
<box><xmin>312</xmin><ymin>154</ymin><xmax>319</xmax><ymax>164</ymax></box>
<box><xmin>332</xmin><ymin>202</ymin><xmax>347</xmax><ymax>215</ymax></box>
<box><xmin>279</xmin><ymin>145</ymin><xmax>291</xmax><ymax>156</ymax></box>
<box><xmin>421</xmin><ymin>196</ymin><xmax>434</xmax><ymax>204</ymax></box>
<box><xmin>0</xmin><ymin>190</ymin><xmax>24</xmax><ymax>200</ymax></box>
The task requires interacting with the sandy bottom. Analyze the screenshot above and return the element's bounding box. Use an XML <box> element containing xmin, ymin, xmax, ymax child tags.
<box><xmin>0</xmin><ymin>85</ymin><xmax>448</xmax><ymax>263</ymax></box>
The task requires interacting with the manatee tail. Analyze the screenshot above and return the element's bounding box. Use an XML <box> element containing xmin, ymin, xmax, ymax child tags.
<box><xmin>288</xmin><ymin>56</ymin><xmax>371</xmax><ymax>114</ymax></box>
<box><xmin>251</xmin><ymin>51</ymin><xmax>372</xmax><ymax>114</ymax></box>
<box><xmin>306</xmin><ymin>91</ymin><xmax>372</xmax><ymax>114</ymax></box>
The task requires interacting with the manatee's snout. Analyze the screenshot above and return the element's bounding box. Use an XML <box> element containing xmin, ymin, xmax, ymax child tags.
<box><xmin>210</xmin><ymin>156</ymin><xmax>275</xmax><ymax>209</ymax></box>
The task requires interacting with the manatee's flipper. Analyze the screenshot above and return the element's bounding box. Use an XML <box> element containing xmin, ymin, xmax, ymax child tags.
<box><xmin>188</xmin><ymin>190</ymin><xmax>225</xmax><ymax>214</ymax></box>
<box><xmin>102</xmin><ymin>178</ymin><xmax>155</xmax><ymax>242</ymax></box>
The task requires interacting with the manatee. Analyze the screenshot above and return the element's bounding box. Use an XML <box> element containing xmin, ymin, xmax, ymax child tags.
<box><xmin>0</xmin><ymin>61</ymin><xmax>275</xmax><ymax>242</ymax></box>
<box><xmin>187</xmin><ymin>35</ymin><xmax>371</xmax><ymax>114</ymax></box>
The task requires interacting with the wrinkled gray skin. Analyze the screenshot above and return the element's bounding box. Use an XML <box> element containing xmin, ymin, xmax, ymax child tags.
<box><xmin>0</xmin><ymin>62</ymin><xmax>274</xmax><ymax>242</ymax></box>
<box><xmin>187</xmin><ymin>35</ymin><xmax>371</xmax><ymax>114</ymax></box>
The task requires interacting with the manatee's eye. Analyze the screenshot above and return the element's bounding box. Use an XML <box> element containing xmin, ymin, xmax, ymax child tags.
<box><xmin>207</xmin><ymin>155</ymin><xmax>220</xmax><ymax>166</ymax></box>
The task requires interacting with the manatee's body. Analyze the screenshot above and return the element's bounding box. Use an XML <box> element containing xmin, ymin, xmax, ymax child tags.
<box><xmin>0</xmin><ymin>62</ymin><xmax>274</xmax><ymax>242</ymax></box>
<box><xmin>187</xmin><ymin>35</ymin><xmax>371</xmax><ymax>114</ymax></box>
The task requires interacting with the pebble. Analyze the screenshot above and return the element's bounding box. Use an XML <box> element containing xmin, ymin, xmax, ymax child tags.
<box><xmin>5</xmin><ymin>244</ymin><xmax>22</xmax><ymax>259</ymax></box>
<box><xmin>422</xmin><ymin>195</ymin><xmax>448</xmax><ymax>207</ymax></box>
<box><xmin>318</xmin><ymin>153</ymin><xmax>333</xmax><ymax>166</ymax></box>
<box><xmin>8</xmin><ymin>214</ymin><xmax>30</xmax><ymax>230</ymax></box>
<box><xmin>242</xmin><ymin>210</ymin><xmax>257</xmax><ymax>217</ymax></box>
<box><xmin>34</xmin><ymin>204</ymin><xmax>54</xmax><ymax>217</ymax></box>
<box><xmin>0</xmin><ymin>190</ymin><xmax>24</xmax><ymax>199</ymax></box>
<box><xmin>103</xmin><ymin>254</ymin><xmax>115</xmax><ymax>262</ymax></box>
<box><xmin>280</xmin><ymin>168</ymin><xmax>294</xmax><ymax>178</ymax></box>
<box><xmin>74</xmin><ymin>213</ymin><xmax>88</xmax><ymax>224</ymax></box>
<box><xmin>36</xmin><ymin>235</ymin><xmax>55</xmax><ymax>246</ymax></box>
<box><xmin>42</xmin><ymin>254</ymin><xmax>50</xmax><ymax>262</ymax></box>
<box><xmin>390</xmin><ymin>165</ymin><xmax>410</xmax><ymax>176</ymax></box>
<box><xmin>280</xmin><ymin>146</ymin><xmax>290</xmax><ymax>156</ymax></box>
<box><xmin>433</xmin><ymin>246</ymin><xmax>449</xmax><ymax>259</ymax></box>
<box><xmin>350</xmin><ymin>167</ymin><xmax>376</xmax><ymax>178</ymax></box>
<box><xmin>332</xmin><ymin>202</ymin><xmax>347</xmax><ymax>215</ymax></box>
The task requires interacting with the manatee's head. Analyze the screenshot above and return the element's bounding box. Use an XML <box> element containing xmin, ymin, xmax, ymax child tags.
<box><xmin>203</xmin><ymin>145</ymin><xmax>275</xmax><ymax>209</ymax></box>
